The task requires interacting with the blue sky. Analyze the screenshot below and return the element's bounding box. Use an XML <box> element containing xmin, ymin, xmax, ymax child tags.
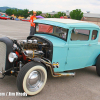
<box><xmin>0</xmin><ymin>0</ymin><xmax>100</xmax><ymax>13</ymax></box>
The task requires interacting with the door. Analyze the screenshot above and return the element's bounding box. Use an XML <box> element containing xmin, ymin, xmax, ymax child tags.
<box><xmin>65</xmin><ymin>28</ymin><xmax>92</xmax><ymax>70</ymax></box>
<box><xmin>86</xmin><ymin>29</ymin><xmax>99</xmax><ymax>66</ymax></box>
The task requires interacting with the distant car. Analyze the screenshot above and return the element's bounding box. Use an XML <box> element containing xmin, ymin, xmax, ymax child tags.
<box><xmin>20</xmin><ymin>19</ymin><xmax>30</xmax><ymax>22</ymax></box>
<box><xmin>15</xmin><ymin>18</ymin><xmax>20</xmax><ymax>21</ymax></box>
<box><xmin>0</xmin><ymin>16</ymin><xmax>10</xmax><ymax>20</ymax></box>
<box><xmin>0</xmin><ymin>18</ymin><xmax>100</xmax><ymax>96</ymax></box>
<box><xmin>9</xmin><ymin>16</ymin><xmax>14</xmax><ymax>20</ymax></box>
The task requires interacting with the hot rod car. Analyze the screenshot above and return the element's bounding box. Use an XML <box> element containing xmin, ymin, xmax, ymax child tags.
<box><xmin>0</xmin><ymin>18</ymin><xmax>100</xmax><ymax>96</ymax></box>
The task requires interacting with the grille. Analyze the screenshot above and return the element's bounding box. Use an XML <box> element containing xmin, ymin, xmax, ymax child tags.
<box><xmin>0</xmin><ymin>42</ymin><xmax>6</xmax><ymax>71</ymax></box>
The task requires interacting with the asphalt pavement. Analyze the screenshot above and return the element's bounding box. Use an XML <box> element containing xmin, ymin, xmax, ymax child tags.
<box><xmin>0</xmin><ymin>19</ymin><xmax>100</xmax><ymax>100</ymax></box>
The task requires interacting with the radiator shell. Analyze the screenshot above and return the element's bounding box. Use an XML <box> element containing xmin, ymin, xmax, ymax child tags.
<box><xmin>0</xmin><ymin>37</ymin><xmax>13</xmax><ymax>71</ymax></box>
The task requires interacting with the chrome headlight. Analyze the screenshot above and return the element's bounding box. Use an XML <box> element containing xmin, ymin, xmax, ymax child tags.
<box><xmin>8</xmin><ymin>52</ymin><xmax>18</xmax><ymax>63</ymax></box>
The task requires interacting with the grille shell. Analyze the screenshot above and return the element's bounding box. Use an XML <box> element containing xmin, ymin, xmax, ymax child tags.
<box><xmin>0</xmin><ymin>42</ymin><xmax>6</xmax><ymax>71</ymax></box>
<box><xmin>0</xmin><ymin>37</ymin><xmax>13</xmax><ymax>72</ymax></box>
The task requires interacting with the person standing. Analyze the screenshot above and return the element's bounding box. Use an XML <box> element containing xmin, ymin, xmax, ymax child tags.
<box><xmin>30</xmin><ymin>11</ymin><xmax>37</xmax><ymax>35</ymax></box>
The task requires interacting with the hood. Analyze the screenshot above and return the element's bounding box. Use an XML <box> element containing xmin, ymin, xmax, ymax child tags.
<box><xmin>34</xmin><ymin>34</ymin><xmax>66</xmax><ymax>47</ymax></box>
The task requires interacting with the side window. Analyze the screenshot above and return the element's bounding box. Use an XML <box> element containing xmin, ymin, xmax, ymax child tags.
<box><xmin>71</xmin><ymin>29</ymin><xmax>90</xmax><ymax>41</ymax></box>
<box><xmin>91</xmin><ymin>30</ymin><xmax>98</xmax><ymax>40</ymax></box>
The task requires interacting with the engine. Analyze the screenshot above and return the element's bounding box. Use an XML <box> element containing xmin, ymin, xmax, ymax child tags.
<box><xmin>18</xmin><ymin>36</ymin><xmax>53</xmax><ymax>60</ymax></box>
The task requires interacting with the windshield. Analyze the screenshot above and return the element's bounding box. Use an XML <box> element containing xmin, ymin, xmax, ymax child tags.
<box><xmin>35</xmin><ymin>23</ymin><xmax>68</xmax><ymax>40</ymax></box>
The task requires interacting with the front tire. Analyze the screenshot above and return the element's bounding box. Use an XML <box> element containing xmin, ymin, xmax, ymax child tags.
<box><xmin>17</xmin><ymin>61</ymin><xmax>47</xmax><ymax>96</ymax></box>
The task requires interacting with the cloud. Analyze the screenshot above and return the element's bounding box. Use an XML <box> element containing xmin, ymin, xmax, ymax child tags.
<box><xmin>0</xmin><ymin>0</ymin><xmax>100</xmax><ymax>13</ymax></box>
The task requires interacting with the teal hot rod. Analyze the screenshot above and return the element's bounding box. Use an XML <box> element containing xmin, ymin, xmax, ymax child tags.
<box><xmin>0</xmin><ymin>18</ymin><xmax>100</xmax><ymax>96</ymax></box>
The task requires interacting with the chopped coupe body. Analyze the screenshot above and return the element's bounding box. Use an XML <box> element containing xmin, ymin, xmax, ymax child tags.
<box><xmin>34</xmin><ymin>18</ymin><xmax>100</xmax><ymax>72</ymax></box>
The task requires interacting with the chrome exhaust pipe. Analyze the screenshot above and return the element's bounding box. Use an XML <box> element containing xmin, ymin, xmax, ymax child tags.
<box><xmin>54</xmin><ymin>72</ymin><xmax>75</xmax><ymax>77</ymax></box>
<box><xmin>41</xmin><ymin>59</ymin><xmax>76</xmax><ymax>77</ymax></box>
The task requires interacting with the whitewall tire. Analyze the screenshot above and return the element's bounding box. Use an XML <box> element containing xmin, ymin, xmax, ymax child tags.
<box><xmin>17</xmin><ymin>61</ymin><xmax>47</xmax><ymax>96</ymax></box>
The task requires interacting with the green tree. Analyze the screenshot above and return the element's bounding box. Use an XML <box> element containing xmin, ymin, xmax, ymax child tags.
<box><xmin>5</xmin><ymin>9</ymin><xmax>43</xmax><ymax>18</ymax></box>
<box><xmin>36</xmin><ymin>11</ymin><xmax>42</xmax><ymax>16</ymax></box>
<box><xmin>44</xmin><ymin>13</ymin><xmax>54</xmax><ymax>18</ymax></box>
<box><xmin>53</xmin><ymin>12</ymin><xmax>66</xmax><ymax>18</ymax></box>
<box><xmin>5</xmin><ymin>9</ymin><xmax>13</xmax><ymax>16</ymax></box>
<box><xmin>22</xmin><ymin>9</ymin><xmax>30</xmax><ymax>18</ymax></box>
<box><xmin>17</xmin><ymin>9</ymin><xmax>23</xmax><ymax>17</ymax></box>
<box><xmin>29</xmin><ymin>10</ymin><xmax>33</xmax><ymax>15</ymax></box>
<box><xmin>70</xmin><ymin>9</ymin><xmax>83</xmax><ymax>20</ymax></box>
<box><xmin>13</xmin><ymin>9</ymin><xmax>18</xmax><ymax>17</ymax></box>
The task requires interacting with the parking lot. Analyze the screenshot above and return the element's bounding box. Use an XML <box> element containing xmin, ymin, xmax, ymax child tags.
<box><xmin>0</xmin><ymin>19</ymin><xmax>100</xmax><ymax>100</ymax></box>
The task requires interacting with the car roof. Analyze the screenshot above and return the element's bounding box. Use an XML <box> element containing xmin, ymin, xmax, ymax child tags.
<box><xmin>34</xmin><ymin>18</ymin><xmax>99</xmax><ymax>29</ymax></box>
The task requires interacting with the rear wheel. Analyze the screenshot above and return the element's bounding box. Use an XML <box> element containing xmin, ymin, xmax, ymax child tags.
<box><xmin>17</xmin><ymin>61</ymin><xmax>47</xmax><ymax>96</ymax></box>
<box><xmin>96</xmin><ymin>55</ymin><xmax>100</xmax><ymax>76</ymax></box>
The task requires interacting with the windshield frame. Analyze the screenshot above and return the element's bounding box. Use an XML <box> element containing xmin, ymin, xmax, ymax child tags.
<box><xmin>35</xmin><ymin>23</ymin><xmax>68</xmax><ymax>41</ymax></box>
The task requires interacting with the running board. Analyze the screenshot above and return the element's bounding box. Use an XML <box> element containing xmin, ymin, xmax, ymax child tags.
<box><xmin>54</xmin><ymin>72</ymin><xmax>75</xmax><ymax>77</ymax></box>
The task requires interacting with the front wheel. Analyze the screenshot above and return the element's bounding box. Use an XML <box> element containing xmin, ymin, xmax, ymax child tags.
<box><xmin>17</xmin><ymin>61</ymin><xmax>47</xmax><ymax>96</ymax></box>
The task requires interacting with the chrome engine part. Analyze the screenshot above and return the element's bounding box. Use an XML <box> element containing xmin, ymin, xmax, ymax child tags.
<box><xmin>24</xmin><ymin>50</ymin><xmax>44</xmax><ymax>58</ymax></box>
<box><xmin>19</xmin><ymin>38</ymin><xmax>50</xmax><ymax>59</ymax></box>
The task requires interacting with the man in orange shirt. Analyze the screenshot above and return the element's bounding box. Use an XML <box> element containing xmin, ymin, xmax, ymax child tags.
<box><xmin>30</xmin><ymin>11</ymin><xmax>37</xmax><ymax>35</ymax></box>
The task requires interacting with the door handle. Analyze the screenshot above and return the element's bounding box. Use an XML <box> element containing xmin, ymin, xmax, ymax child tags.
<box><xmin>89</xmin><ymin>44</ymin><xmax>91</xmax><ymax>46</ymax></box>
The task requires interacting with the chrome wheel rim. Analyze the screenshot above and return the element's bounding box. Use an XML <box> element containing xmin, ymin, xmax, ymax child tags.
<box><xmin>26</xmin><ymin>70</ymin><xmax>45</xmax><ymax>92</ymax></box>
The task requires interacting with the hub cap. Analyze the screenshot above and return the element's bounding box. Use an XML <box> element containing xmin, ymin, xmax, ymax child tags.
<box><xmin>26</xmin><ymin>70</ymin><xmax>45</xmax><ymax>92</ymax></box>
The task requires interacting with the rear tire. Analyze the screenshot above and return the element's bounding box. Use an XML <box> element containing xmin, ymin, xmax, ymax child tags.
<box><xmin>17</xmin><ymin>61</ymin><xmax>47</xmax><ymax>96</ymax></box>
<box><xmin>96</xmin><ymin>54</ymin><xmax>100</xmax><ymax>76</ymax></box>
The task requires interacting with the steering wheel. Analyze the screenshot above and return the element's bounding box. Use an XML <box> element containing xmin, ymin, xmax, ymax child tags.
<box><xmin>59</xmin><ymin>32</ymin><xmax>64</xmax><ymax>37</ymax></box>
